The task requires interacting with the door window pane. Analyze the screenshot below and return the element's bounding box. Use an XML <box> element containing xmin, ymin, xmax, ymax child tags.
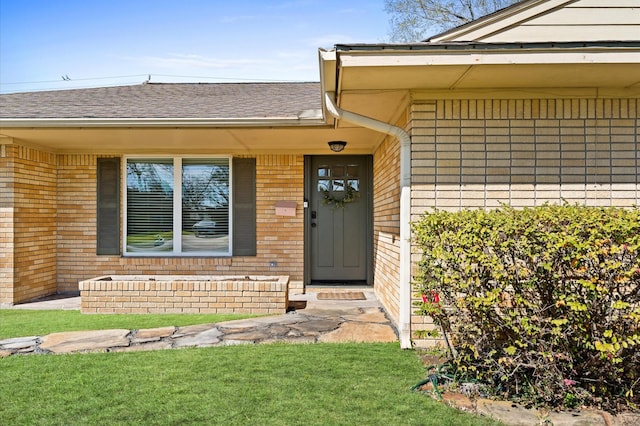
<box><xmin>318</xmin><ymin>166</ymin><xmax>331</xmax><ymax>177</ymax></box>
<box><xmin>333</xmin><ymin>179</ymin><xmax>345</xmax><ymax>192</ymax></box>
<box><xmin>317</xmin><ymin>179</ymin><xmax>330</xmax><ymax>192</ymax></box>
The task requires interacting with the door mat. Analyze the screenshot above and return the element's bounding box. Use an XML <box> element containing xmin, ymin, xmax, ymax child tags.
<box><xmin>316</xmin><ymin>292</ymin><xmax>366</xmax><ymax>300</ymax></box>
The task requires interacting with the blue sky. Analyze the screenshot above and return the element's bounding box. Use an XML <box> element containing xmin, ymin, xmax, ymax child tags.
<box><xmin>0</xmin><ymin>0</ymin><xmax>390</xmax><ymax>93</ymax></box>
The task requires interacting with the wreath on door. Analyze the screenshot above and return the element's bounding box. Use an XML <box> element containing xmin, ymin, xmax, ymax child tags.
<box><xmin>321</xmin><ymin>183</ymin><xmax>359</xmax><ymax>208</ymax></box>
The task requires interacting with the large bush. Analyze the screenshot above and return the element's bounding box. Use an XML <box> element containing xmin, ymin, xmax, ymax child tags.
<box><xmin>412</xmin><ymin>204</ymin><xmax>640</xmax><ymax>411</ymax></box>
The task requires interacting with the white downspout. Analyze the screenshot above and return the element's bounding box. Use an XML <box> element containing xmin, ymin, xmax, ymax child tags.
<box><xmin>324</xmin><ymin>92</ymin><xmax>413</xmax><ymax>349</ymax></box>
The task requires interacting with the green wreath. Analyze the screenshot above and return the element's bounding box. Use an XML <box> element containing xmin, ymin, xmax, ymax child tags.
<box><xmin>321</xmin><ymin>184</ymin><xmax>359</xmax><ymax>208</ymax></box>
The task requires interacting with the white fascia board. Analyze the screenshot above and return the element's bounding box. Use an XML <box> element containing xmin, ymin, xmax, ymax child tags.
<box><xmin>319</xmin><ymin>49</ymin><xmax>338</xmax><ymax>125</ymax></box>
<box><xmin>0</xmin><ymin>116</ymin><xmax>327</xmax><ymax>128</ymax></box>
<box><xmin>319</xmin><ymin>49</ymin><xmax>337</xmax><ymax>93</ymax></box>
<box><xmin>339</xmin><ymin>49</ymin><xmax>640</xmax><ymax>67</ymax></box>
<box><xmin>319</xmin><ymin>49</ymin><xmax>337</xmax><ymax>62</ymax></box>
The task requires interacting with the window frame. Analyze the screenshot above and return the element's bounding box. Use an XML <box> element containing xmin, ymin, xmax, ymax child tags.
<box><xmin>122</xmin><ymin>155</ymin><xmax>233</xmax><ymax>257</ymax></box>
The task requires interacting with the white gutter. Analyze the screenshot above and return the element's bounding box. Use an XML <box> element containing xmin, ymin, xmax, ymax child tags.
<box><xmin>337</xmin><ymin>50</ymin><xmax>640</xmax><ymax>67</ymax></box>
<box><xmin>0</xmin><ymin>115</ymin><xmax>326</xmax><ymax>128</ymax></box>
<box><xmin>324</xmin><ymin>91</ymin><xmax>413</xmax><ymax>349</ymax></box>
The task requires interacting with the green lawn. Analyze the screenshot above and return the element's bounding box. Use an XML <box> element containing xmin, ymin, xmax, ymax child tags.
<box><xmin>0</xmin><ymin>310</ymin><xmax>500</xmax><ymax>425</ymax></box>
<box><xmin>0</xmin><ymin>343</ymin><xmax>500</xmax><ymax>425</ymax></box>
<box><xmin>0</xmin><ymin>310</ymin><xmax>259</xmax><ymax>339</ymax></box>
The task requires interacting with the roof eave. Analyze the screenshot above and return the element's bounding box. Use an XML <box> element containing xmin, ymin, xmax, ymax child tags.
<box><xmin>0</xmin><ymin>116</ymin><xmax>328</xmax><ymax>128</ymax></box>
<box><xmin>334</xmin><ymin>43</ymin><xmax>640</xmax><ymax>68</ymax></box>
<box><xmin>335</xmin><ymin>41</ymin><xmax>640</xmax><ymax>52</ymax></box>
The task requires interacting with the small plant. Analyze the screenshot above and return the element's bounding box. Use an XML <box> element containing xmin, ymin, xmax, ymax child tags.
<box><xmin>412</xmin><ymin>204</ymin><xmax>640</xmax><ymax>412</ymax></box>
<box><xmin>563</xmin><ymin>392</ymin><xmax>577</xmax><ymax>409</ymax></box>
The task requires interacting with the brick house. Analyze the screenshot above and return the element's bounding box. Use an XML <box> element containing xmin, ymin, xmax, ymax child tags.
<box><xmin>1</xmin><ymin>0</ymin><xmax>639</xmax><ymax>348</ymax></box>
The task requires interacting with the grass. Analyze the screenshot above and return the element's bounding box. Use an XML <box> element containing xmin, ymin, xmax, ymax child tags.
<box><xmin>0</xmin><ymin>343</ymin><xmax>500</xmax><ymax>425</ymax></box>
<box><xmin>0</xmin><ymin>310</ymin><xmax>259</xmax><ymax>339</ymax></box>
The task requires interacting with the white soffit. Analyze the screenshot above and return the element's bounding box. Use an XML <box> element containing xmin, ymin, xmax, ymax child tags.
<box><xmin>0</xmin><ymin>126</ymin><xmax>384</xmax><ymax>154</ymax></box>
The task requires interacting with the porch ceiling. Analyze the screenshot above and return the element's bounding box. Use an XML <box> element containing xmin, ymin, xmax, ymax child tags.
<box><xmin>0</xmin><ymin>125</ymin><xmax>384</xmax><ymax>155</ymax></box>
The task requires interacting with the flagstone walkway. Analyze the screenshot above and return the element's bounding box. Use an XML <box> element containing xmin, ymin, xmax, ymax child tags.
<box><xmin>1</xmin><ymin>307</ymin><xmax>397</xmax><ymax>356</ymax></box>
<box><xmin>0</xmin><ymin>289</ymin><xmax>398</xmax><ymax>356</ymax></box>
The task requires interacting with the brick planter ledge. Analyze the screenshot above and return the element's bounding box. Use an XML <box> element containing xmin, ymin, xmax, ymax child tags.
<box><xmin>79</xmin><ymin>275</ymin><xmax>289</xmax><ymax>315</ymax></box>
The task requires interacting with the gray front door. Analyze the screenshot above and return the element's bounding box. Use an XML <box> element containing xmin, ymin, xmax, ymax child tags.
<box><xmin>308</xmin><ymin>155</ymin><xmax>371</xmax><ymax>283</ymax></box>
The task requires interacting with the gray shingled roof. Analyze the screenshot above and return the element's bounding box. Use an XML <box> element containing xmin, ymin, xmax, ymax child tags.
<box><xmin>0</xmin><ymin>82</ymin><xmax>321</xmax><ymax>119</ymax></box>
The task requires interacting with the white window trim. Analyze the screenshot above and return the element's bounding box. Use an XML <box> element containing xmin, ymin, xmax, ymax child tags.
<box><xmin>122</xmin><ymin>155</ymin><xmax>233</xmax><ymax>257</ymax></box>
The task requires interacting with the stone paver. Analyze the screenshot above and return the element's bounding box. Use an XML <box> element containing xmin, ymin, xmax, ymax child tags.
<box><xmin>220</xmin><ymin>314</ymin><xmax>304</xmax><ymax>327</ymax></box>
<box><xmin>475</xmin><ymin>399</ymin><xmax>542</xmax><ymax>425</ymax></box>
<box><xmin>0</xmin><ymin>336</ymin><xmax>40</xmax><ymax>350</ymax></box>
<box><xmin>342</xmin><ymin>307</ymin><xmax>390</xmax><ymax>323</ymax></box>
<box><xmin>110</xmin><ymin>341</ymin><xmax>173</xmax><ymax>353</ymax></box>
<box><xmin>435</xmin><ymin>391</ymin><xmax>640</xmax><ymax>426</ymax></box>
<box><xmin>171</xmin><ymin>323</ymin><xmax>218</xmax><ymax>338</ymax></box>
<box><xmin>132</xmin><ymin>326</ymin><xmax>176</xmax><ymax>343</ymax></box>
<box><xmin>546</xmin><ymin>409</ymin><xmax>606</xmax><ymax>426</ymax></box>
<box><xmin>288</xmin><ymin>318</ymin><xmax>343</xmax><ymax>335</ymax></box>
<box><xmin>173</xmin><ymin>327</ymin><xmax>224</xmax><ymax>348</ymax></box>
<box><xmin>318</xmin><ymin>322</ymin><xmax>398</xmax><ymax>343</ymax></box>
<box><xmin>607</xmin><ymin>412</ymin><xmax>640</xmax><ymax>426</ymax></box>
<box><xmin>217</xmin><ymin>329</ymin><xmax>272</xmax><ymax>342</ymax></box>
<box><xmin>441</xmin><ymin>391</ymin><xmax>476</xmax><ymax>412</ymax></box>
<box><xmin>40</xmin><ymin>329</ymin><xmax>130</xmax><ymax>354</ymax></box>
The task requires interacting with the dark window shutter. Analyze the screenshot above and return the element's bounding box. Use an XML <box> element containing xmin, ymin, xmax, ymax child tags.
<box><xmin>232</xmin><ymin>158</ymin><xmax>256</xmax><ymax>256</ymax></box>
<box><xmin>97</xmin><ymin>158</ymin><xmax>120</xmax><ymax>255</ymax></box>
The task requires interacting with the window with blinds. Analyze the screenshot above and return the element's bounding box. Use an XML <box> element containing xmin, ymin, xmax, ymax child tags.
<box><xmin>181</xmin><ymin>159</ymin><xmax>229</xmax><ymax>253</ymax></box>
<box><xmin>124</xmin><ymin>157</ymin><xmax>230</xmax><ymax>255</ymax></box>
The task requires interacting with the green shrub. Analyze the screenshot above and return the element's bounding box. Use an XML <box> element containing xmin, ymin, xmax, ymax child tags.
<box><xmin>412</xmin><ymin>204</ymin><xmax>640</xmax><ymax>412</ymax></box>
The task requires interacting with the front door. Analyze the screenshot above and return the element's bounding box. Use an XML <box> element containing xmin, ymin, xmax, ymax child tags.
<box><xmin>308</xmin><ymin>155</ymin><xmax>371</xmax><ymax>283</ymax></box>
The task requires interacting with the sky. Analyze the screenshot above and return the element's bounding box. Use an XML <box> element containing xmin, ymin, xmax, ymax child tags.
<box><xmin>0</xmin><ymin>0</ymin><xmax>391</xmax><ymax>93</ymax></box>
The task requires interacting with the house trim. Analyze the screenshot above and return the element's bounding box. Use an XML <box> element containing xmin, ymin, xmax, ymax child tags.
<box><xmin>335</xmin><ymin>46</ymin><xmax>640</xmax><ymax>67</ymax></box>
<box><xmin>0</xmin><ymin>116</ymin><xmax>328</xmax><ymax>128</ymax></box>
<box><xmin>427</xmin><ymin>0</ymin><xmax>576</xmax><ymax>42</ymax></box>
<box><xmin>412</xmin><ymin>87</ymin><xmax>640</xmax><ymax>100</ymax></box>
